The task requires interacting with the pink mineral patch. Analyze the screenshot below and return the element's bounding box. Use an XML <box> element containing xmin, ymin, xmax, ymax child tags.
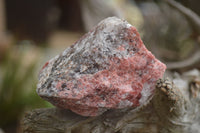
<box><xmin>41</xmin><ymin>61</ymin><xmax>49</xmax><ymax>70</ymax></box>
<box><xmin>37</xmin><ymin>17</ymin><xmax>166</xmax><ymax>116</ymax></box>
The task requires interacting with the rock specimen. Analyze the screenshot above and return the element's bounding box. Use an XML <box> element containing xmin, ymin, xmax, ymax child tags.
<box><xmin>37</xmin><ymin>17</ymin><xmax>166</xmax><ymax>116</ymax></box>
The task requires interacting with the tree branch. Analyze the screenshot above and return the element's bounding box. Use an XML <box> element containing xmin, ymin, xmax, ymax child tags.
<box><xmin>165</xmin><ymin>0</ymin><xmax>200</xmax><ymax>35</ymax></box>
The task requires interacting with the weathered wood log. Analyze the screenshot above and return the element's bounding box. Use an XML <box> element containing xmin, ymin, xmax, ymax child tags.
<box><xmin>22</xmin><ymin>71</ymin><xmax>200</xmax><ymax>133</ymax></box>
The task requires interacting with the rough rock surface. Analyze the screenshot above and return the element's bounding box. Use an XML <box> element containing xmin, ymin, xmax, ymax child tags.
<box><xmin>37</xmin><ymin>17</ymin><xmax>166</xmax><ymax>116</ymax></box>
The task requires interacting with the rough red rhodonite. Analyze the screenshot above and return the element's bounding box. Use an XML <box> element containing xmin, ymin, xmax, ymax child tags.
<box><xmin>37</xmin><ymin>17</ymin><xmax>166</xmax><ymax>116</ymax></box>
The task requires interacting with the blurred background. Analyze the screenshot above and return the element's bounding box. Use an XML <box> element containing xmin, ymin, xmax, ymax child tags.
<box><xmin>0</xmin><ymin>0</ymin><xmax>200</xmax><ymax>132</ymax></box>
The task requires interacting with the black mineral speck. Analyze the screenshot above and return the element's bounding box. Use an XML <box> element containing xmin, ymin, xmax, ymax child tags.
<box><xmin>62</xmin><ymin>83</ymin><xmax>67</xmax><ymax>88</ymax></box>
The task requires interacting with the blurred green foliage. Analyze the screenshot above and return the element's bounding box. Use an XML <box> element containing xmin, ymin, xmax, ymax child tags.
<box><xmin>0</xmin><ymin>45</ymin><xmax>52</xmax><ymax>127</ymax></box>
